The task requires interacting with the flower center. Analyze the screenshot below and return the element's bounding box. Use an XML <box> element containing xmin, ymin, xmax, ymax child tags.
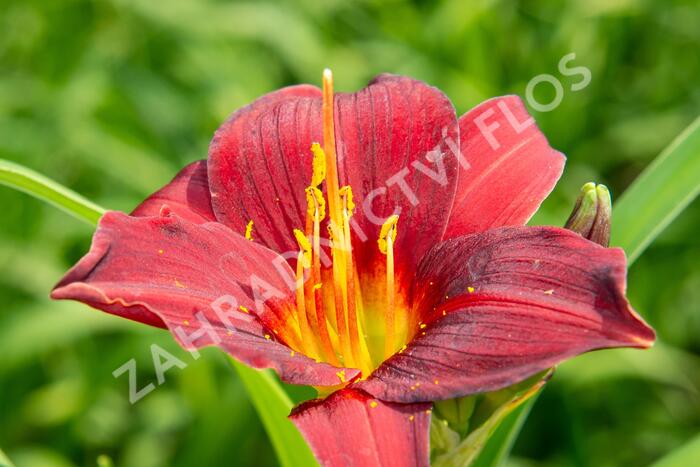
<box><xmin>276</xmin><ymin>70</ymin><xmax>410</xmax><ymax>379</ymax></box>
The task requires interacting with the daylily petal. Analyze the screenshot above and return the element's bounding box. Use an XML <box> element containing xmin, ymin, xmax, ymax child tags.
<box><xmin>358</xmin><ymin>226</ymin><xmax>655</xmax><ymax>403</ymax></box>
<box><xmin>443</xmin><ymin>96</ymin><xmax>565</xmax><ymax>239</ymax></box>
<box><xmin>51</xmin><ymin>211</ymin><xmax>358</xmax><ymax>386</ymax></box>
<box><xmin>290</xmin><ymin>388</ymin><xmax>431</xmax><ymax>467</ymax></box>
<box><xmin>131</xmin><ymin>160</ymin><xmax>215</xmax><ymax>223</ymax></box>
<box><xmin>208</xmin><ymin>76</ymin><xmax>460</xmax><ymax>286</ymax></box>
<box><xmin>334</xmin><ymin>74</ymin><xmax>460</xmax><ymax>289</ymax></box>
<box><xmin>208</xmin><ymin>84</ymin><xmax>323</xmax><ymax>254</ymax></box>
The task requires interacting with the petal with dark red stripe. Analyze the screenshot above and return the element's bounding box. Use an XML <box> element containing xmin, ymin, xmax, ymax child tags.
<box><xmin>131</xmin><ymin>159</ymin><xmax>215</xmax><ymax>223</ymax></box>
<box><xmin>207</xmin><ymin>75</ymin><xmax>460</xmax><ymax>291</ymax></box>
<box><xmin>51</xmin><ymin>211</ymin><xmax>358</xmax><ymax>387</ymax></box>
<box><xmin>444</xmin><ymin>96</ymin><xmax>565</xmax><ymax>238</ymax></box>
<box><xmin>334</xmin><ymin>74</ymin><xmax>460</xmax><ymax>290</ymax></box>
<box><xmin>358</xmin><ymin>226</ymin><xmax>655</xmax><ymax>403</ymax></box>
<box><xmin>208</xmin><ymin>85</ymin><xmax>323</xmax><ymax>254</ymax></box>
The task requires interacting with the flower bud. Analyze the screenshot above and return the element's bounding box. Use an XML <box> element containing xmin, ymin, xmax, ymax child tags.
<box><xmin>564</xmin><ymin>182</ymin><xmax>612</xmax><ymax>247</ymax></box>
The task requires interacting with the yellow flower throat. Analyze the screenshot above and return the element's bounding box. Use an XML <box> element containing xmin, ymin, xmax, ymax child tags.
<box><xmin>251</xmin><ymin>70</ymin><xmax>411</xmax><ymax>379</ymax></box>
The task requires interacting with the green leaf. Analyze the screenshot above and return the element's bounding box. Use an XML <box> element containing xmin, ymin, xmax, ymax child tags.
<box><xmin>611</xmin><ymin>116</ymin><xmax>700</xmax><ymax>264</ymax></box>
<box><xmin>433</xmin><ymin>372</ymin><xmax>549</xmax><ymax>467</ymax></box>
<box><xmin>469</xmin><ymin>397</ymin><xmax>538</xmax><ymax>467</ymax></box>
<box><xmin>0</xmin><ymin>160</ymin><xmax>316</xmax><ymax>467</ymax></box>
<box><xmin>229</xmin><ymin>359</ymin><xmax>318</xmax><ymax>467</ymax></box>
<box><xmin>0</xmin><ymin>158</ymin><xmax>105</xmax><ymax>225</ymax></box>
<box><xmin>0</xmin><ymin>448</ymin><xmax>15</xmax><ymax>467</ymax></box>
<box><xmin>650</xmin><ymin>433</ymin><xmax>700</xmax><ymax>467</ymax></box>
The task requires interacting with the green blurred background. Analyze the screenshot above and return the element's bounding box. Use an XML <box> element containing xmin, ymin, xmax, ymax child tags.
<box><xmin>1</xmin><ymin>0</ymin><xmax>699</xmax><ymax>466</ymax></box>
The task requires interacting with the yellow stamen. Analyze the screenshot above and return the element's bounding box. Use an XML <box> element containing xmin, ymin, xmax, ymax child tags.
<box><xmin>340</xmin><ymin>185</ymin><xmax>371</xmax><ymax>375</ymax></box>
<box><xmin>244</xmin><ymin>220</ymin><xmax>254</xmax><ymax>241</ymax></box>
<box><xmin>379</xmin><ymin>215</ymin><xmax>399</xmax><ymax>359</ymax></box>
<box><xmin>310</xmin><ymin>142</ymin><xmax>327</xmax><ymax>187</ymax></box>
<box><xmin>293</xmin><ymin>229</ymin><xmax>312</xmax><ymax>269</ymax></box>
<box><xmin>339</xmin><ymin>186</ymin><xmax>355</xmax><ymax>215</ymax></box>
<box><xmin>378</xmin><ymin>214</ymin><xmax>399</xmax><ymax>255</ymax></box>
<box><xmin>305</xmin><ymin>187</ymin><xmax>326</xmax><ymax>221</ymax></box>
<box><xmin>294</xmin><ymin>234</ymin><xmax>319</xmax><ymax>359</ymax></box>
<box><xmin>304</xmin><ymin>179</ymin><xmax>339</xmax><ymax>366</ymax></box>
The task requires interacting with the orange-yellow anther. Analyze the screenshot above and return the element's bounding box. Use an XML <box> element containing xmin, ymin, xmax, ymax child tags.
<box><xmin>310</xmin><ymin>142</ymin><xmax>327</xmax><ymax>187</ymax></box>
<box><xmin>244</xmin><ymin>220</ymin><xmax>254</xmax><ymax>241</ymax></box>
<box><xmin>305</xmin><ymin>186</ymin><xmax>326</xmax><ymax>221</ymax></box>
<box><xmin>378</xmin><ymin>215</ymin><xmax>399</xmax><ymax>255</ymax></box>
<box><xmin>339</xmin><ymin>186</ymin><xmax>355</xmax><ymax>216</ymax></box>
<box><xmin>293</xmin><ymin>229</ymin><xmax>312</xmax><ymax>269</ymax></box>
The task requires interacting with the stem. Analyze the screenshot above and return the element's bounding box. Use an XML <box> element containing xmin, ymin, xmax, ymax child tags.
<box><xmin>0</xmin><ymin>159</ymin><xmax>105</xmax><ymax>225</ymax></box>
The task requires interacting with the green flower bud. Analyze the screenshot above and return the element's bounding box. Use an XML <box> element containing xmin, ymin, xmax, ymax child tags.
<box><xmin>564</xmin><ymin>182</ymin><xmax>612</xmax><ymax>247</ymax></box>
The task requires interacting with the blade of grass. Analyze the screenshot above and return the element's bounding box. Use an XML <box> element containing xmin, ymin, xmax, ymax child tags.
<box><xmin>650</xmin><ymin>433</ymin><xmax>700</xmax><ymax>467</ymax></box>
<box><xmin>230</xmin><ymin>359</ymin><xmax>318</xmax><ymax>467</ymax></box>
<box><xmin>0</xmin><ymin>159</ymin><xmax>105</xmax><ymax>225</ymax></box>
<box><xmin>436</xmin><ymin>376</ymin><xmax>547</xmax><ymax>467</ymax></box>
<box><xmin>469</xmin><ymin>397</ymin><xmax>539</xmax><ymax>467</ymax></box>
<box><xmin>0</xmin><ymin>448</ymin><xmax>15</xmax><ymax>467</ymax></box>
<box><xmin>611</xmin><ymin>116</ymin><xmax>700</xmax><ymax>264</ymax></box>
<box><xmin>1</xmin><ymin>160</ymin><xmax>315</xmax><ymax>467</ymax></box>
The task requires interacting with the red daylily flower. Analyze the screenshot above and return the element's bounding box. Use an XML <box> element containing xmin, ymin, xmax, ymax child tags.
<box><xmin>52</xmin><ymin>71</ymin><xmax>655</xmax><ymax>466</ymax></box>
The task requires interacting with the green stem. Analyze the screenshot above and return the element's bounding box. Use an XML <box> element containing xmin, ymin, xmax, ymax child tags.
<box><xmin>0</xmin><ymin>447</ymin><xmax>15</xmax><ymax>467</ymax></box>
<box><xmin>230</xmin><ymin>359</ymin><xmax>318</xmax><ymax>467</ymax></box>
<box><xmin>0</xmin><ymin>159</ymin><xmax>105</xmax><ymax>225</ymax></box>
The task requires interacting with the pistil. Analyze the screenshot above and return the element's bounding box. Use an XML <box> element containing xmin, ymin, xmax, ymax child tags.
<box><xmin>322</xmin><ymin>69</ymin><xmax>356</xmax><ymax>368</ymax></box>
